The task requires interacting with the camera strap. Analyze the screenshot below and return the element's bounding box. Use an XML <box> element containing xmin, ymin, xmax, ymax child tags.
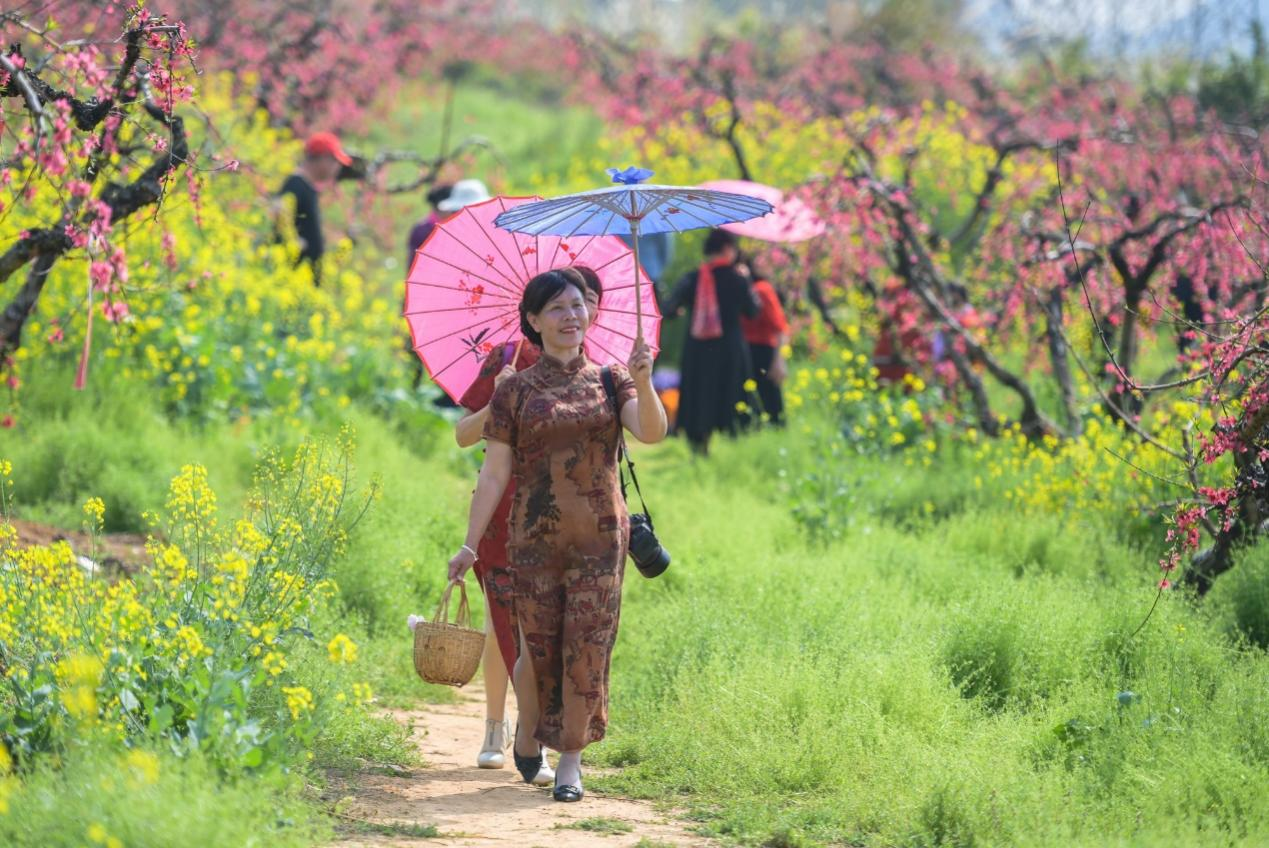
<box><xmin>601</xmin><ymin>366</ymin><xmax>655</xmax><ymax>529</ymax></box>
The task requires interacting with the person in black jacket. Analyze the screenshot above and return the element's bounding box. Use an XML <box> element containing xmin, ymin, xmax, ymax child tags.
<box><xmin>274</xmin><ymin>132</ymin><xmax>350</xmax><ymax>286</ymax></box>
<box><xmin>664</xmin><ymin>229</ymin><xmax>758</xmax><ymax>455</ymax></box>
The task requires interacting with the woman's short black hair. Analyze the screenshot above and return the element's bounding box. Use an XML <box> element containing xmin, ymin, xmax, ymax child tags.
<box><xmin>569</xmin><ymin>265</ymin><xmax>603</xmax><ymax>302</ymax></box>
<box><xmin>704</xmin><ymin>228</ymin><xmax>738</xmax><ymax>257</ymax></box>
<box><xmin>519</xmin><ymin>269</ymin><xmax>587</xmax><ymax>347</ymax></box>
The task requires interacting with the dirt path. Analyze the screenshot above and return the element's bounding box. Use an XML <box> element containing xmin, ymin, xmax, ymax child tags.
<box><xmin>327</xmin><ymin>684</ymin><xmax>712</xmax><ymax>847</ymax></box>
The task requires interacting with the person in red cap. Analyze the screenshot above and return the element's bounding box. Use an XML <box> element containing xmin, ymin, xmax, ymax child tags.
<box><xmin>274</xmin><ymin>131</ymin><xmax>352</xmax><ymax>285</ymax></box>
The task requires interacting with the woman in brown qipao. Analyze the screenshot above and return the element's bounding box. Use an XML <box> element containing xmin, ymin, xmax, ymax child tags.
<box><xmin>448</xmin><ymin>269</ymin><xmax>667</xmax><ymax>803</ymax></box>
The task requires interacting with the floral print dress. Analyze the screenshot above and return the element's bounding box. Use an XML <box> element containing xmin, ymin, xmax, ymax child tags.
<box><xmin>483</xmin><ymin>352</ymin><xmax>637</xmax><ymax>751</ymax></box>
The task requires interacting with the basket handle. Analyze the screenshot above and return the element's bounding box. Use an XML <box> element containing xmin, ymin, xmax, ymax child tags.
<box><xmin>433</xmin><ymin>578</ymin><xmax>472</xmax><ymax>628</ymax></box>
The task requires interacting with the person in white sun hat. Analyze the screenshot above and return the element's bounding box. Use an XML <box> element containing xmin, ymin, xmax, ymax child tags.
<box><xmin>438</xmin><ymin>178</ymin><xmax>491</xmax><ymax>214</ymax></box>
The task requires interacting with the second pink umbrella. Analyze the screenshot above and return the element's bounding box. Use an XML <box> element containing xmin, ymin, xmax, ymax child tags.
<box><xmin>698</xmin><ymin>179</ymin><xmax>825</xmax><ymax>243</ymax></box>
<box><xmin>403</xmin><ymin>195</ymin><xmax>661</xmax><ymax>404</ymax></box>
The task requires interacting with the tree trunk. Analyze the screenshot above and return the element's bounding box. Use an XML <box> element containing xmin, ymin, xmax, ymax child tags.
<box><xmin>1107</xmin><ymin>281</ymin><xmax>1145</xmax><ymax>419</ymax></box>
<box><xmin>948</xmin><ymin>346</ymin><xmax>1000</xmax><ymax>436</ymax></box>
<box><xmin>1044</xmin><ymin>288</ymin><xmax>1081</xmax><ymax>435</ymax></box>
<box><xmin>0</xmin><ymin>252</ymin><xmax>58</xmax><ymax>356</ymax></box>
<box><xmin>1116</xmin><ymin>285</ymin><xmax>1142</xmax><ymax>383</ymax></box>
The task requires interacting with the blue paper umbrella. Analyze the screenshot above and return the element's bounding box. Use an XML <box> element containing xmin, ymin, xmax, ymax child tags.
<box><xmin>493</xmin><ymin>167</ymin><xmax>773</xmax><ymax>340</ymax></box>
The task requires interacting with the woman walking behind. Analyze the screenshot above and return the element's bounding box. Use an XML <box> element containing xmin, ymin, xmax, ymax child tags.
<box><xmin>454</xmin><ymin>336</ymin><xmax>542</xmax><ymax>774</ymax></box>
<box><xmin>452</xmin><ymin>267</ymin><xmax>605</xmax><ymax>776</ymax></box>
<box><xmin>665</xmin><ymin>229</ymin><xmax>759</xmax><ymax>455</ymax></box>
<box><xmin>448</xmin><ymin>269</ymin><xmax>667</xmax><ymax>802</ymax></box>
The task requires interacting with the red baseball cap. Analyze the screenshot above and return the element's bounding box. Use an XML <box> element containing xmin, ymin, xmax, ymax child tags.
<box><xmin>304</xmin><ymin>131</ymin><xmax>352</xmax><ymax>166</ymax></box>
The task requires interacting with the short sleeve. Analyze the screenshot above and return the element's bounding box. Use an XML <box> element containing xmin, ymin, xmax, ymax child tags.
<box><xmin>483</xmin><ymin>378</ymin><xmax>518</xmax><ymax>445</ymax></box>
<box><xmin>459</xmin><ymin>347</ymin><xmax>505</xmax><ymax>412</ymax></box>
<box><xmin>610</xmin><ymin>363</ymin><xmax>638</xmax><ymax>412</ymax></box>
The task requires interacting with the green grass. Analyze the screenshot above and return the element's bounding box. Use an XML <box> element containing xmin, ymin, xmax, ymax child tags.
<box><xmin>335</xmin><ymin>817</ymin><xmax>440</xmax><ymax>839</ymax></box>
<box><xmin>9</xmin><ymin>357</ymin><xmax>469</xmax><ymax>710</ymax></box>
<box><xmin>0</xmin><ymin>744</ymin><xmax>327</xmax><ymax>847</ymax></box>
<box><xmin>585</xmin><ymin>427</ymin><xmax>1269</xmax><ymax>847</ymax></box>
<box><xmin>2</xmin><ymin>363</ymin><xmax>260</xmax><ymax>531</ymax></box>
<box><xmin>557</xmin><ymin>816</ymin><xmax>636</xmax><ymax>835</ymax></box>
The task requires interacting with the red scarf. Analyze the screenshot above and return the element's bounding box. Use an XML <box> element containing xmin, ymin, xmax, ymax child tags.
<box><xmin>690</xmin><ymin>258</ymin><xmax>731</xmax><ymax>340</ymax></box>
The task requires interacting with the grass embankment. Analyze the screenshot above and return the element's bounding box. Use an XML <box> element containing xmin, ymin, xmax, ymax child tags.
<box><xmin>601</xmin><ymin>426</ymin><xmax>1269</xmax><ymax>848</ymax></box>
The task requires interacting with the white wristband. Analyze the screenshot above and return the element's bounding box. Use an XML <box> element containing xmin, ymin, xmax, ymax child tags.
<box><xmin>460</xmin><ymin>544</ymin><xmax>478</xmax><ymax>560</ymax></box>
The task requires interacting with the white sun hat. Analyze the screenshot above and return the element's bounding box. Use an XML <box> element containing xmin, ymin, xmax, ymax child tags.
<box><xmin>437</xmin><ymin>178</ymin><xmax>491</xmax><ymax>212</ymax></box>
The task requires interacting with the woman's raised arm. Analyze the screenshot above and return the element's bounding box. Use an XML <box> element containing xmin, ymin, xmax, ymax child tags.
<box><xmin>620</xmin><ymin>341</ymin><xmax>667</xmax><ymax>444</ymax></box>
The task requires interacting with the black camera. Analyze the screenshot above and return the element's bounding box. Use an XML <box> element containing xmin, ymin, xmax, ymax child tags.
<box><xmin>628</xmin><ymin>512</ymin><xmax>670</xmax><ymax>578</ymax></box>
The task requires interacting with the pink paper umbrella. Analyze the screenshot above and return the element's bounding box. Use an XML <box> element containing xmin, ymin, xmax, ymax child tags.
<box><xmin>698</xmin><ymin>179</ymin><xmax>826</xmax><ymax>243</ymax></box>
<box><xmin>404</xmin><ymin>195</ymin><xmax>661</xmax><ymax>403</ymax></box>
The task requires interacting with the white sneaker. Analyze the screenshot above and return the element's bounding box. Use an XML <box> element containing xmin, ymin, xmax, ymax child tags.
<box><xmin>476</xmin><ymin>719</ymin><xmax>511</xmax><ymax>769</ymax></box>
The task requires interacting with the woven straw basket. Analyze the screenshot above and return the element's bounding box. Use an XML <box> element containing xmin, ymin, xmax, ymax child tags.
<box><xmin>413</xmin><ymin>579</ymin><xmax>484</xmax><ymax>687</ymax></box>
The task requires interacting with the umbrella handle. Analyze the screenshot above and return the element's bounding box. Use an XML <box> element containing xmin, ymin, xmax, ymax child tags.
<box><xmin>630</xmin><ymin>218</ymin><xmax>644</xmax><ymax>345</ymax></box>
<box><xmin>510</xmin><ymin>338</ymin><xmax>524</xmax><ymax>368</ymax></box>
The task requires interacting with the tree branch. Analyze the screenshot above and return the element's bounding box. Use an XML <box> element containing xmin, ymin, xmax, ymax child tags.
<box><xmin>0</xmin><ymin>102</ymin><xmax>188</xmax><ymax>356</ymax></box>
<box><xmin>99</xmin><ymin>102</ymin><xmax>187</xmax><ymax>220</ymax></box>
<box><xmin>948</xmin><ymin>138</ymin><xmax>1067</xmax><ymax>251</ymax></box>
<box><xmin>0</xmin><ymin>49</ymin><xmax>43</xmax><ymax>117</ymax></box>
<box><xmin>884</xmin><ymin>187</ymin><xmax>1059</xmax><ymax>437</ymax></box>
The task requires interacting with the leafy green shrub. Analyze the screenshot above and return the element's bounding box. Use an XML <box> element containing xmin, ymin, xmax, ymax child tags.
<box><xmin>0</xmin><ymin>430</ymin><xmax>378</xmax><ymax>773</ymax></box>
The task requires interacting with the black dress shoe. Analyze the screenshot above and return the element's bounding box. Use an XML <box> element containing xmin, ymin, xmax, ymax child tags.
<box><xmin>512</xmin><ymin>722</ymin><xmax>545</xmax><ymax>785</ymax></box>
<box><xmin>513</xmin><ymin>748</ymin><xmax>542</xmax><ymax>783</ymax></box>
<box><xmin>553</xmin><ymin>767</ymin><xmax>584</xmax><ymax>803</ymax></box>
<box><xmin>552</xmin><ymin>783</ymin><xmax>584</xmax><ymax>803</ymax></box>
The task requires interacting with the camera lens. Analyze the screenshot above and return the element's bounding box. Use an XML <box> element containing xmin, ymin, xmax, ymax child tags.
<box><xmin>629</xmin><ymin>514</ymin><xmax>670</xmax><ymax>578</ymax></box>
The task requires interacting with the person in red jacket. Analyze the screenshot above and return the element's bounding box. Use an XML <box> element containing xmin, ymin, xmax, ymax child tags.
<box><xmin>738</xmin><ymin>257</ymin><xmax>790</xmax><ymax>425</ymax></box>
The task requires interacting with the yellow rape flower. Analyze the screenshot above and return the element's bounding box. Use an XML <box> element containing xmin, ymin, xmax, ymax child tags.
<box><xmin>83</xmin><ymin>497</ymin><xmax>106</xmax><ymax>530</ymax></box>
<box><xmin>352</xmin><ymin>682</ymin><xmax>373</xmax><ymax>705</ymax></box>
<box><xmin>125</xmin><ymin>749</ymin><xmax>161</xmax><ymax>786</ymax></box>
<box><xmin>282</xmin><ymin>685</ymin><xmax>314</xmax><ymax>720</ymax></box>
<box><xmin>327</xmin><ymin>633</ymin><xmax>358</xmax><ymax>665</ymax></box>
<box><xmin>263</xmin><ymin>651</ymin><xmax>287</xmax><ymax>677</ymax></box>
<box><xmin>174</xmin><ymin>625</ymin><xmax>211</xmax><ymax>661</ymax></box>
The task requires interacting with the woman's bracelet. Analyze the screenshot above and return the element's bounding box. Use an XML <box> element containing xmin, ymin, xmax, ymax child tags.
<box><xmin>460</xmin><ymin>544</ymin><xmax>478</xmax><ymax>560</ymax></box>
